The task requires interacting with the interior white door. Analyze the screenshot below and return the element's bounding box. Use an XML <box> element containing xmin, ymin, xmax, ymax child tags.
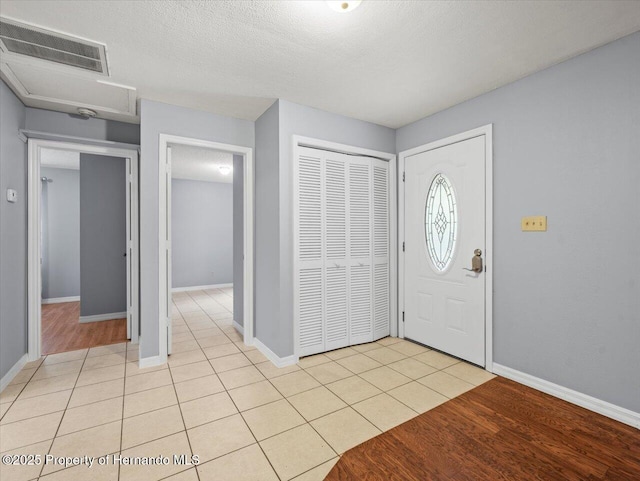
<box><xmin>166</xmin><ymin>146</ymin><xmax>173</xmax><ymax>355</ymax></box>
<box><xmin>404</xmin><ymin>135</ymin><xmax>486</xmax><ymax>366</ymax></box>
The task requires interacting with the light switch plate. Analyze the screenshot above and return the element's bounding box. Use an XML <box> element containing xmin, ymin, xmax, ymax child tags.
<box><xmin>6</xmin><ymin>189</ymin><xmax>17</xmax><ymax>203</ymax></box>
<box><xmin>522</xmin><ymin>216</ymin><xmax>546</xmax><ymax>231</ymax></box>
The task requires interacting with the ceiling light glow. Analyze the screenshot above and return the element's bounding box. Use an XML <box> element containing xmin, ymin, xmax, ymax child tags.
<box><xmin>218</xmin><ymin>165</ymin><xmax>232</xmax><ymax>175</ymax></box>
<box><xmin>326</xmin><ymin>0</ymin><xmax>362</xmax><ymax>13</ymax></box>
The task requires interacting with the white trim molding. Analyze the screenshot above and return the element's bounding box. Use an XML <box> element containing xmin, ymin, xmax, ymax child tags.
<box><xmin>493</xmin><ymin>363</ymin><xmax>640</xmax><ymax>429</ymax></box>
<box><xmin>41</xmin><ymin>296</ymin><xmax>80</xmax><ymax>304</ymax></box>
<box><xmin>138</xmin><ymin>355</ymin><xmax>165</xmax><ymax>369</ymax></box>
<box><xmin>232</xmin><ymin>321</ymin><xmax>244</xmax><ymax>336</ymax></box>
<box><xmin>253</xmin><ymin>338</ymin><xmax>298</xmax><ymax>368</ymax></box>
<box><xmin>172</xmin><ymin>283</ymin><xmax>233</xmax><ymax>293</ymax></box>
<box><xmin>158</xmin><ymin>134</ymin><xmax>254</xmax><ymax>365</ymax></box>
<box><xmin>79</xmin><ymin>312</ymin><xmax>128</xmax><ymax>323</ymax></box>
<box><xmin>0</xmin><ymin>354</ymin><xmax>28</xmax><ymax>393</ymax></box>
<box><xmin>398</xmin><ymin>124</ymin><xmax>493</xmax><ymax>372</ymax></box>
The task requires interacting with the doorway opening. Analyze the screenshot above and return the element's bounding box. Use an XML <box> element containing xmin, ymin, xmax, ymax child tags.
<box><xmin>158</xmin><ymin>135</ymin><xmax>254</xmax><ymax>364</ymax></box>
<box><xmin>27</xmin><ymin>139</ymin><xmax>140</xmax><ymax>360</ymax></box>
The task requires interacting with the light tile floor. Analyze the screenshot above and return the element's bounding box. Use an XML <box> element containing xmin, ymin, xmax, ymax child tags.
<box><xmin>0</xmin><ymin>287</ymin><xmax>495</xmax><ymax>481</ymax></box>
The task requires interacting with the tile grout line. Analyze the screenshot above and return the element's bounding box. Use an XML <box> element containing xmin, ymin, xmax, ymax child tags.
<box><xmin>177</xmin><ymin>290</ymin><xmax>285</xmax><ymax>480</ymax></box>
<box><xmin>226</xmin><ymin>381</ymin><xmax>284</xmax><ymax>481</ymax></box>
<box><xmin>37</xmin><ymin>346</ymin><xmax>90</xmax><ymax>479</ymax></box>
<box><xmin>165</xmin><ymin>358</ymin><xmax>201</xmax><ymax>481</ymax></box>
<box><xmin>4</xmin><ymin>288</ymin><xmax>487</xmax><ymax>480</ymax></box>
<box><xmin>258</xmin><ymin>365</ymin><xmax>343</xmax><ymax>474</ymax></box>
<box><xmin>117</xmin><ymin>362</ymin><xmax>126</xmax><ymax>481</ymax></box>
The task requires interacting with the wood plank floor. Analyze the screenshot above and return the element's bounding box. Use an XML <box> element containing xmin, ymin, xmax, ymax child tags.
<box><xmin>41</xmin><ymin>301</ymin><xmax>128</xmax><ymax>355</ymax></box>
<box><xmin>326</xmin><ymin>377</ymin><xmax>640</xmax><ymax>481</ymax></box>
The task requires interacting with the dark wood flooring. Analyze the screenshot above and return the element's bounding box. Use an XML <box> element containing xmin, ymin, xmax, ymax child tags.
<box><xmin>326</xmin><ymin>377</ymin><xmax>640</xmax><ymax>481</ymax></box>
<box><xmin>41</xmin><ymin>301</ymin><xmax>128</xmax><ymax>355</ymax></box>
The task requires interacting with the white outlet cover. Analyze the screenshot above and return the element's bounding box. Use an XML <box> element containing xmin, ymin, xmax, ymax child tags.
<box><xmin>6</xmin><ymin>189</ymin><xmax>17</xmax><ymax>203</ymax></box>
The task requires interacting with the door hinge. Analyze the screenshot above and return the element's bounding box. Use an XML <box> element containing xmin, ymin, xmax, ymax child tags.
<box><xmin>402</xmin><ymin>171</ymin><xmax>405</xmax><ymax>182</ymax></box>
<box><xmin>402</xmin><ymin>241</ymin><xmax>405</xmax><ymax>252</ymax></box>
<box><xmin>402</xmin><ymin>311</ymin><xmax>405</xmax><ymax>323</ymax></box>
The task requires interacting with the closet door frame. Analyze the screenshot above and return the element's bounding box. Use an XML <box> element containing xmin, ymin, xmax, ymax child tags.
<box><xmin>292</xmin><ymin>136</ymin><xmax>397</xmax><ymax>358</ymax></box>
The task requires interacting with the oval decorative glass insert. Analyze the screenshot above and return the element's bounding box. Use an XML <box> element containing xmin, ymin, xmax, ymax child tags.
<box><xmin>425</xmin><ymin>173</ymin><xmax>457</xmax><ymax>271</ymax></box>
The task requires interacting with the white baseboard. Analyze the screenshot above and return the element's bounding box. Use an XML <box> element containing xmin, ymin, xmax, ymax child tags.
<box><xmin>493</xmin><ymin>363</ymin><xmax>640</xmax><ymax>429</ymax></box>
<box><xmin>138</xmin><ymin>355</ymin><xmax>166</xmax><ymax>368</ymax></box>
<box><xmin>42</xmin><ymin>296</ymin><xmax>80</xmax><ymax>304</ymax></box>
<box><xmin>253</xmin><ymin>338</ymin><xmax>298</xmax><ymax>368</ymax></box>
<box><xmin>79</xmin><ymin>312</ymin><xmax>127</xmax><ymax>323</ymax></box>
<box><xmin>172</xmin><ymin>283</ymin><xmax>233</xmax><ymax>293</ymax></box>
<box><xmin>233</xmin><ymin>320</ymin><xmax>244</xmax><ymax>336</ymax></box>
<box><xmin>1</xmin><ymin>354</ymin><xmax>28</xmax><ymax>393</ymax></box>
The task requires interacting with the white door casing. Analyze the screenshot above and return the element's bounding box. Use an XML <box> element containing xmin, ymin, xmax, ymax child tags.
<box><xmin>165</xmin><ymin>146</ymin><xmax>173</xmax><ymax>355</ymax></box>
<box><xmin>27</xmin><ymin>138</ymin><xmax>140</xmax><ymax>361</ymax></box>
<box><xmin>157</xmin><ymin>134</ymin><xmax>255</xmax><ymax>366</ymax></box>
<box><xmin>125</xmin><ymin>156</ymin><xmax>140</xmax><ymax>344</ymax></box>
<box><xmin>399</xmin><ymin>125</ymin><xmax>493</xmax><ymax>369</ymax></box>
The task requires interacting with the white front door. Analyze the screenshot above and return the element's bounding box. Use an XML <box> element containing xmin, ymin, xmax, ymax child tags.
<box><xmin>404</xmin><ymin>135</ymin><xmax>486</xmax><ymax>366</ymax></box>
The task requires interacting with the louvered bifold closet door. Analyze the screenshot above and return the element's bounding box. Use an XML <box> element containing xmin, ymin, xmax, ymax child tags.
<box><xmin>296</xmin><ymin>146</ymin><xmax>390</xmax><ymax>357</ymax></box>
<box><xmin>348</xmin><ymin>157</ymin><xmax>374</xmax><ymax>345</ymax></box>
<box><xmin>296</xmin><ymin>149</ymin><xmax>324</xmax><ymax>356</ymax></box>
<box><xmin>372</xmin><ymin>159</ymin><xmax>390</xmax><ymax>340</ymax></box>
<box><xmin>324</xmin><ymin>152</ymin><xmax>349</xmax><ymax>351</ymax></box>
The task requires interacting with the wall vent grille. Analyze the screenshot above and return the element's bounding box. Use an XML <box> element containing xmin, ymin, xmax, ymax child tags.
<box><xmin>0</xmin><ymin>18</ymin><xmax>108</xmax><ymax>75</ymax></box>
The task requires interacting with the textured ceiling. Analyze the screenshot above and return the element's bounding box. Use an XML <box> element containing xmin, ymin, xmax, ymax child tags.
<box><xmin>1</xmin><ymin>1</ymin><xmax>639</xmax><ymax>128</ymax></box>
<box><xmin>170</xmin><ymin>144</ymin><xmax>234</xmax><ymax>183</ymax></box>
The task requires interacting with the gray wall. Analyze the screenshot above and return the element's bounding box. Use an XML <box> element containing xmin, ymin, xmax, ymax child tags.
<box><xmin>396</xmin><ymin>32</ymin><xmax>640</xmax><ymax>413</ymax></box>
<box><xmin>0</xmin><ymin>87</ymin><xmax>140</xmax><ymax>379</ymax></box>
<box><xmin>0</xmin><ymin>81</ymin><xmax>27</xmax><ymax>379</ymax></box>
<box><xmin>172</xmin><ymin>179</ymin><xmax>233</xmax><ymax>288</ymax></box>
<box><xmin>79</xmin><ymin>154</ymin><xmax>127</xmax><ymax>317</ymax></box>
<box><xmin>41</xmin><ymin>167</ymin><xmax>80</xmax><ymax>300</ymax></box>
<box><xmin>254</xmin><ymin>99</ymin><xmax>397</xmax><ymax>357</ymax></box>
<box><xmin>25</xmin><ymin>108</ymin><xmax>140</xmax><ymax>145</ymax></box>
<box><xmin>233</xmin><ymin>154</ymin><xmax>244</xmax><ymax>326</ymax></box>
<box><xmin>254</xmin><ymin>101</ymin><xmax>281</xmax><ymax>348</ymax></box>
<box><xmin>139</xmin><ymin>99</ymin><xmax>254</xmax><ymax>358</ymax></box>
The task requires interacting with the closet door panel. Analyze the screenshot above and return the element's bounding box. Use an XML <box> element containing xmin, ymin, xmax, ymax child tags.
<box><xmin>348</xmin><ymin>158</ymin><xmax>373</xmax><ymax>344</ymax></box>
<box><xmin>324</xmin><ymin>154</ymin><xmax>349</xmax><ymax>350</ymax></box>
<box><xmin>373</xmin><ymin>160</ymin><xmax>390</xmax><ymax>340</ymax></box>
<box><xmin>325</xmin><ymin>265</ymin><xmax>348</xmax><ymax>350</ymax></box>
<box><xmin>296</xmin><ymin>149</ymin><xmax>324</xmax><ymax>356</ymax></box>
<box><xmin>298</xmin><ymin>267</ymin><xmax>324</xmax><ymax>354</ymax></box>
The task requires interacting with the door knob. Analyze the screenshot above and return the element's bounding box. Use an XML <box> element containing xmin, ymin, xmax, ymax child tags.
<box><xmin>463</xmin><ymin>249</ymin><xmax>483</xmax><ymax>273</ymax></box>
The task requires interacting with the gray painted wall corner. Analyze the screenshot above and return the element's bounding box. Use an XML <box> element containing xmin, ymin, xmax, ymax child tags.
<box><xmin>254</xmin><ymin>101</ymin><xmax>281</xmax><ymax>353</ymax></box>
<box><xmin>396</xmin><ymin>31</ymin><xmax>640</xmax><ymax>412</ymax></box>
<box><xmin>0</xmin><ymin>80</ymin><xmax>27</xmax><ymax>379</ymax></box>
<box><xmin>233</xmin><ymin>154</ymin><xmax>244</xmax><ymax>326</ymax></box>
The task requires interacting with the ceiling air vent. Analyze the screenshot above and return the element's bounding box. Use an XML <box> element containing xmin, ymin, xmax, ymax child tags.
<box><xmin>0</xmin><ymin>17</ymin><xmax>108</xmax><ymax>75</ymax></box>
